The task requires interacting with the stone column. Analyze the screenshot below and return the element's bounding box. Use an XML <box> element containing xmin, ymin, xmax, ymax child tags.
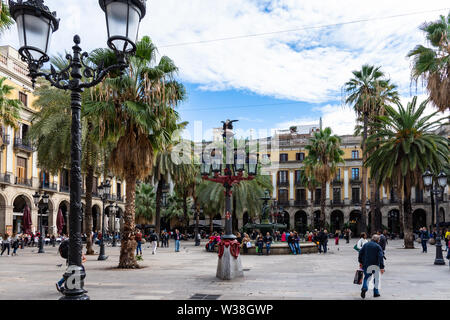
<box><xmin>289</xmin><ymin>212</ymin><xmax>295</xmax><ymax>231</ymax></box>
<box><xmin>411</xmin><ymin>186</ymin><xmax>416</xmax><ymax>202</ymax></box>
<box><xmin>289</xmin><ymin>171</ymin><xmax>294</xmax><ymax>200</ymax></box>
<box><xmin>272</xmin><ymin>172</ymin><xmax>277</xmax><ymax>199</ymax></box>
<box><xmin>382</xmin><ymin>186</ymin><xmax>388</xmax><ymax>205</ymax></box>
<box><xmin>1</xmin><ymin>205</ymin><xmax>14</xmax><ymax>234</ymax></box>
<box><xmin>32</xmin><ymin>151</ymin><xmax>38</xmax><ymax>188</ymax></box>
<box><xmin>344</xmin><ymin>169</ymin><xmax>349</xmax><ymax>204</ymax></box>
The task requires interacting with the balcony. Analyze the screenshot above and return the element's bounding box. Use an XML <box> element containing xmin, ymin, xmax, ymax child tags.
<box><xmin>294</xmin><ymin>180</ymin><xmax>303</xmax><ymax>187</ymax></box>
<box><xmin>350</xmin><ymin>178</ymin><xmax>362</xmax><ymax>185</ymax></box>
<box><xmin>116</xmin><ymin>195</ymin><xmax>124</xmax><ymax>202</ymax></box>
<box><xmin>15</xmin><ymin>177</ymin><xmax>32</xmax><ymax>187</ymax></box>
<box><xmin>390</xmin><ymin>198</ymin><xmax>398</xmax><ymax>204</ymax></box>
<box><xmin>294</xmin><ymin>200</ymin><xmax>308</xmax><ymax>207</ymax></box>
<box><xmin>0</xmin><ymin>173</ymin><xmax>11</xmax><ymax>184</ymax></box>
<box><xmin>314</xmin><ymin>198</ymin><xmax>321</xmax><ymax>205</ymax></box>
<box><xmin>277</xmin><ymin>181</ymin><xmax>289</xmax><ymax>188</ymax></box>
<box><xmin>332</xmin><ymin>178</ymin><xmax>342</xmax><ymax>186</ymax></box>
<box><xmin>331</xmin><ymin>199</ymin><xmax>344</xmax><ymax>207</ymax></box>
<box><xmin>14</xmin><ymin>138</ymin><xmax>34</xmax><ymax>152</ymax></box>
<box><xmin>351</xmin><ymin>198</ymin><xmax>361</xmax><ymax>205</ymax></box>
<box><xmin>39</xmin><ymin>181</ymin><xmax>57</xmax><ymax>191</ymax></box>
<box><xmin>277</xmin><ymin>200</ymin><xmax>290</xmax><ymax>207</ymax></box>
<box><xmin>60</xmin><ymin>185</ymin><xmax>70</xmax><ymax>193</ymax></box>
<box><xmin>0</xmin><ymin>134</ymin><xmax>10</xmax><ymax>148</ymax></box>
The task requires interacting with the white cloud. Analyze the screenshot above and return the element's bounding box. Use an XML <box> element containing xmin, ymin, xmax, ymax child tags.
<box><xmin>1</xmin><ymin>0</ymin><xmax>449</xmax><ymax>104</ymax></box>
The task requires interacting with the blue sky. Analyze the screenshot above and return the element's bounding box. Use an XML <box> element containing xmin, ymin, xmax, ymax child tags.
<box><xmin>1</xmin><ymin>0</ymin><xmax>448</xmax><ymax>140</ymax></box>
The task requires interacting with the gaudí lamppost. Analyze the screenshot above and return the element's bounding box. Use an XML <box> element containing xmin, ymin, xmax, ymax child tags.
<box><xmin>111</xmin><ymin>203</ymin><xmax>119</xmax><ymax>247</ymax></box>
<box><xmin>97</xmin><ymin>179</ymin><xmax>111</xmax><ymax>261</ymax></box>
<box><xmin>9</xmin><ymin>0</ymin><xmax>146</xmax><ymax>300</ymax></box>
<box><xmin>422</xmin><ymin>170</ymin><xmax>447</xmax><ymax>266</ymax></box>
<box><xmin>201</xmin><ymin>120</ymin><xmax>258</xmax><ymax>280</ymax></box>
<box><xmin>32</xmin><ymin>191</ymin><xmax>48</xmax><ymax>254</ymax></box>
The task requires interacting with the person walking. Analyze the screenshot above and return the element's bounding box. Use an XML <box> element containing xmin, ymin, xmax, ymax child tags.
<box><xmin>356</xmin><ymin>232</ymin><xmax>368</xmax><ymax>251</ymax></box>
<box><xmin>174</xmin><ymin>229</ymin><xmax>181</xmax><ymax>252</ymax></box>
<box><xmin>135</xmin><ymin>229</ymin><xmax>143</xmax><ymax>256</ymax></box>
<box><xmin>377</xmin><ymin>230</ymin><xmax>387</xmax><ymax>252</ymax></box>
<box><xmin>1</xmin><ymin>233</ymin><xmax>11</xmax><ymax>256</ymax></box>
<box><xmin>335</xmin><ymin>230</ymin><xmax>340</xmax><ymax>246</ymax></box>
<box><xmin>358</xmin><ymin>234</ymin><xmax>385</xmax><ymax>298</ymax></box>
<box><xmin>318</xmin><ymin>229</ymin><xmax>328</xmax><ymax>254</ymax></box>
<box><xmin>11</xmin><ymin>233</ymin><xmax>19</xmax><ymax>256</ymax></box>
<box><xmin>150</xmin><ymin>231</ymin><xmax>158</xmax><ymax>255</ymax></box>
<box><xmin>419</xmin><ymin>227</ymin><xmax>430</xmax><ymax>253</ymax></box>
<box><xmin>263</xmin><ymin>232</ymin><xmax>272</xmax><ymax>255</ymax></box>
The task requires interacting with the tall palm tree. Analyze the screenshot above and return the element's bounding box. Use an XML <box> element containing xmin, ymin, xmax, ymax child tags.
<box><xmin>407</xmin><ymin>12</ymin><xmax>450</xmax><ymax>112</ymax></box>
<box><xmin>85</xmin><ymin>36</ymin><xmax>185</xmax><ymax>268</ymax></box>
<box><xmin>0</xmin><ymin>77</ymin><xmax>22</xmax><ymax>140</ymax></box>
<box><xmin>365</xmin><ymin>96</ymin><xmax>448</xmax><ymax>248</ymax></box>
<box><xmin>0</xmin><ymin>1</ymin><xmax>14</xmax><ymax>35</ymax></box>
<box><xmin>304</xmin><ymin>127</ymin><xmax>345</xmax><ymax>229</ymax></box>
<box><xmin>343</xmin><ymin>65</ymin><xmax>398</xmax><ymax>233</ymax></box>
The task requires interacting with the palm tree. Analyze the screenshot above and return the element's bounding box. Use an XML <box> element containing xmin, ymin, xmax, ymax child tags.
<box><xmin>85</xmin><ymin>36</ymin><xmax>185</xmax><ymax>268</ymax></box>
<box><xmin>196</xmin><ymin>174</ymin><xmax>272</xmax><ymax>232</ymax></box>
<box><xmin>343</xmin><ymin>65</ymin><xmax>398</xmax><ymax>233</ymax></box>
<box><xmin>299</xmin><ymin>168</ymin><xmax>319</xmax><ymax>227</ymax></box>
<box><xmin>407</xmin><ymin>12</ymin><xmax>450</xmax><ymax>112</ymax></box>
<box><xmin>304</xmin><ymin>127</ymin><xmax>345</xmax><ymax>229</ymax></box>
<box><xmin>135</xmin><ymin>182</ymin><xmax>156</xmax><ymax>225</ymax></box>
<box><xmin>365</xmin><ymin>96</ymin><xmax>448</xmax><ymax>248</ymax></box>
<box><xmin>0</xmin><ymin>1</ymin><xmax>14</xmax><ymax>35</ymax></box>
<box><xmin>0</xmin><ymin>77</ymin><xmax>22</xmax><ymax>141</ymax></box>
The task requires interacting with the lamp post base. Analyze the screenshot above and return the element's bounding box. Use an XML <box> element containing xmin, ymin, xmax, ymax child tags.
<box><xmin>38</xmin><ymin>238</ymin><xmax>45</xmax><ymax>253</ymax></box>
<box><xmin>216</xmin><ymin>241</ymin><xmax>243</xmax><ymax>280</ymax></box>
<box><xmin>434</xmin><ymin>240</ymin><xmax>445</xmax><ymax>265</ymax></box>
<box><xmin>98</xmin><ymin>255</ymin><xmax>108</xmax><ymax>261</ymax></box>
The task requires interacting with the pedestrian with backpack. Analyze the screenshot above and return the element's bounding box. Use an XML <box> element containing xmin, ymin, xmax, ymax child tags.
<box><xmin>56</xmin><ymin>239</ymin><xmax>87</xmax><ymax>294</ymax></box>
<box><xmin>135</xmin><ymin>230</ymin><xmax>143</xmax><ymax>256</ymax></box>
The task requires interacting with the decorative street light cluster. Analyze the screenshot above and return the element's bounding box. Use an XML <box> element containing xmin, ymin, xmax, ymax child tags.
<box><xmin>422</xmin><ymin>170</ymin><xmax>448</xmax><ymax>266</ymax></box>
<box><xmin>201</xmin><ymin>120</ymin><xmax>258</xmax><ymax>280</ymax></box>
<box><xmin>97</xmin><ymin>179</ymin><xmax>111</xmax><ymax>261</ymax></box>
<box><xmin>9</xmin><ymin>0</ymin><xmax>147</xmax><ymax>300</ymax></box>
<box><xmin>32</xmin><ymin>191</ymin><xmax>49</xmax><ymax>254</ymax></box>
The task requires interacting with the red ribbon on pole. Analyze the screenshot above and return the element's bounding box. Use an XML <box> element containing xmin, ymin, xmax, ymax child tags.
<box><xmin>218</xmin><ymin>239</ymin><xmax>241</xmax><ymax>259</ymax></box>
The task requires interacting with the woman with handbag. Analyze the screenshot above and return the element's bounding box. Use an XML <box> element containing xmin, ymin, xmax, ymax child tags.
<box><xmin>242</xmin><ymin>233</ymin><xmax>251</xmax><ymax>254</ymax></box>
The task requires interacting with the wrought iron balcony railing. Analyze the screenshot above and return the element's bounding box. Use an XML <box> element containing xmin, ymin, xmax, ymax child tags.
<box><xmin>351</xmin><ymin>198</ymin><xmax>361</xmax><ymax>205</ymax></box>
<box><xmin>294</xmin><ymin>200</ymin><xmax>308</xmax><ymax>206</ymax></box>
<box><xmin>39</xmin><ymin>181</ymin><xmax>57</xmax><ymax>191</ymax></box>
<box><xmin>0</xmin><ymin>173</ymin><xmax>11</xmax><ymax>184</ymax></box>
<box><xmin>60</xmin><ymin>185</ymin><xmax>70</xmax><ymax>193</ymax></box>
<box><xmin>15</xmin><ymin>177</ymin><xmax>32</xmax><ymax>187</ymax></box>
<box><xmin>332</xmin><ymin>178</ymin><xmax>342</xmax><ymax>186</ymax></box>
<box><xmin>331</xmin><ymin>199</ymin><xmax>343</xmax><ymax>206</ymax></box>
<box><xmin>277</xmin><ymin>181</ymin><xmax>289</xmax><ymax>188</ymax></box>
<box><xmin>14</xmin><ymin>138</ymin><xmax>34</xmax><ymax>152</ymax></box>
<box><xmin>1</xmin><ymin>134</ymin><xmax>10</xmax><ymax>146</ymax></box>
<box><xmin>350</xmin><ymin>178</ymin><xmax>362</xmax><ymax>184</ymax></box>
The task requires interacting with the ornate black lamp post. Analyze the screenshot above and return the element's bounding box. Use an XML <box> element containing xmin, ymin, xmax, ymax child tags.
<box><xmin>111</xmin><ymin>203</ymin><xmax>119</xmax><ymax>247</ymax></box>
<box><xmin>32</xmin><ymin>191</ymin><xmax>48</xmax><ymax>254</ymax></box>
<box><xmin>201</xmin><ymin>120</ymin><xmax>258</xmax><ymax>280</ymax></box>
<box><xmin>97</xmin><ymin>179</ymin><xmax>111</xmax><ymax>261</ymax></box>
<box><xmin>9</xmin><ymin>0</ymin><xmax>146</xmax><ymax>300</ymax></box>
<box><xmin>191</xmin><ymin>204</ymin><xmax>202</xmax><ymax>246</ymax></box>
<box><xmin>422</xmin><ymin>170</ymin><xmax>447</xmax><ymax>265</ymax></box>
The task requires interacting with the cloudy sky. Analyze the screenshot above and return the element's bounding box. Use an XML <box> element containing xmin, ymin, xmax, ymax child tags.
<box><xmin>1</xmin><ymin>0</ymin><xmax>449</xmax><ymax>140</ymax></box>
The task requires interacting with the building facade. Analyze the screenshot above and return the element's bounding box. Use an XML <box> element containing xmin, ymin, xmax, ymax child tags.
<box><xmin>0</xmin><ymin>46</ymin><xmax>126</xmax><ymax>236</ymax></box>
<box><xmin>257</xmin><ymin>124</ymin><xmax>449</xmax><ymax>235</ymax></box>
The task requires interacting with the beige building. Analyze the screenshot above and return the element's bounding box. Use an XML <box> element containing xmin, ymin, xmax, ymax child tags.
<box><xmin>0</xmin><ymin>46</ymin><xmax>126</xmax><ymax>236</ymax></box>
<box><xmin>257</xmin><ymin>124</ymin><xmax>449</xmax><ymax>235</ymax></box>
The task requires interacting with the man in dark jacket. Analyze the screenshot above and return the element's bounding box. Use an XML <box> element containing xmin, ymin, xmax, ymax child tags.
<box><xmin>358</xmin><ymin>234</ymin><xmax>385</xmax><ymax>298</ymax></box>
<box><xmin>377</xmin><ymin>230</ymin><xmax>387</xmax><ymax>252</ymax></box>
<box><xmin>263</xmin><ymin>232</ymin><xmax>273</xmax><ymax>255</ymax></box>
<box><xmin>419</xmin><ymin>227</ymin><xmax>430</xmax><ymax>253</ymax></box>
<box><xmin>318</xmin><ymin>229</ymin><xmax>328</xmax><ymax>254</ymax></box>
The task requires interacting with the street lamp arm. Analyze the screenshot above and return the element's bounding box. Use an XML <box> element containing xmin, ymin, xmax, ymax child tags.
<box><xmin>79</xmin><ymin>52</ymin><xmax>127</xmax><ymax>89</ymax></box>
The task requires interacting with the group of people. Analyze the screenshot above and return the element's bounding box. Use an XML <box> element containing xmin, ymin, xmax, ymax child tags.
<box><xmin>135</xmin><ymin>229</ymin><xmax>184</xmax><ymax>256</ymax></box>
<box><xmin>418</xmin><ymin>226</ymin><xmax>450</xmax><ymax>253</ymax></box>
<box><xmin>0</xmin><ymin>232</ymin><xmax>68</xmax><ymax>256</ymax></box>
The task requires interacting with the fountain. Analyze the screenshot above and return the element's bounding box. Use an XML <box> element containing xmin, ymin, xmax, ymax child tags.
<box><xmin>243</xmin><ymin>190</ymin><xmax>287</xmax><ymax>234</ymax></box>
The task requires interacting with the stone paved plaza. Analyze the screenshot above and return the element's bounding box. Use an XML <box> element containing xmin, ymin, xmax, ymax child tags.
<box><xmin>0</xmin><ymin>239</ymin><xmax>449</xmax><ymax>300</ymax></box>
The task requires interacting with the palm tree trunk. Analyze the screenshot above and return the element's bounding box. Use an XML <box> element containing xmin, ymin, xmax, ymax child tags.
<box><xmin>403</xmin><ymin>180</ymin><xmax>414</xmax><ymax>249</ymax></box>
<box><xmin>210</xmin><ymin>214</ymin><xmax>213</xmax><ymax>234</ymax></box>
<box><xmin>310</xmin><ymin>188</ymin><xmax>315</xmax><ymax>228</ymax></box>
<box><xmin>396</xmin><ymin>187</ymin><xmax>404</xmax><ymax>237</ymax></box>
<box><xmin>118</xmin><ymin>173</ymin><xmax>139</xmax><ymax>268</ymax></box>
<box><xmin>370</xmin><ymin>179</ymin><xmax>377</xmax><ymax>234</ymax></box>
<box><xmin>320</xmin><ymin>182</ymin><xmax>326</xmax><ymax>229</ymax></box>
<box><xmin>360</xmin><ymin>113</ymin><xmax>368</xmax><ymax>233</ymax></box>
<box><xmin>155</xmin><ymin>177</ymin><xmax>164</xmax><ymax>246</ymax></box>
<box><xmin>84</xmin><ymin>165</ymin><xmax>95</xmax><ymax>255</ymax></box>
